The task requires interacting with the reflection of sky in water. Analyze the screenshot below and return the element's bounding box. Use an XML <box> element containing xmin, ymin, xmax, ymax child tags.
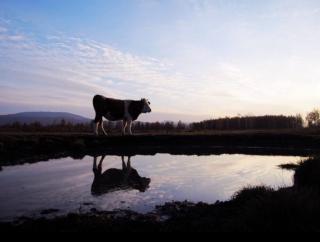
<box><xmin>0</xmin><ymin>154</ymin><xmax>304</xmax><ymax>221</ymax></box>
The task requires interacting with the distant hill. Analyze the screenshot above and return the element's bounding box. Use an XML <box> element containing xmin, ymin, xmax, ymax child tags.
<box><xmin>0</xmin><ymin>112</ymin><xmax>91</xmax><ymax>125</ymax></box>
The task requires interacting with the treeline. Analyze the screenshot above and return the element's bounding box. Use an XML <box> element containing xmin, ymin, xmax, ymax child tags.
<box><xmin>0</xmin><ymin>115</ymin><xmax>305</xmax><ymax>133</ymax></box>
<box><xmin>0</xmin><ymin>121</ymin><xmax>91</xmax><ymax>133</ymax></box>
<box><xmin>191</xmin><ymin>115</ymin><xmax>304</xmax><ymax>130</ymax></box>
<box><xmin>0</xmin><ymin>120</ymin><xmax>188</xmax><ymax>133</ymax></box>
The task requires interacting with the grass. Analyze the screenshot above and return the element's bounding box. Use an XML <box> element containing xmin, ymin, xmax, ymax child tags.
<box><xmin>278</xmin><ymin>163</ymin><xmax>300</xmax><ymax>170</ymax></box>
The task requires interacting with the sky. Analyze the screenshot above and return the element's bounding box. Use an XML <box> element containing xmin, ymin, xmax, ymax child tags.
<box><xmin>1</xmin><ymin>0</ymin><xmax>320</xmax><ymax>122</ymax></box>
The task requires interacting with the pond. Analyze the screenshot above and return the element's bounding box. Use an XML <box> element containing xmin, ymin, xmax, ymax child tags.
<box><xmin>0</xmin><ymin>153</ymin><xmax>305</xmax><ymax>221</ymax></box>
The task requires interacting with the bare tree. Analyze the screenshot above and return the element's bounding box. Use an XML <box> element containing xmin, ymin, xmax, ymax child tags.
<box><xmin>306</xmin><ymin>109</ymin><xmax>320</xmax><ymax>127</ymax></box>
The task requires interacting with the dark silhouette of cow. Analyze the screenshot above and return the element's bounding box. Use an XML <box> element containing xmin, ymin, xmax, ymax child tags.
<box><xmin>91</xmin><ymin>155</ymin><xmax>151</xmax><ymax>196</ymax></box>
<box><xmin>92</xmin><ymin>95</ymin><xmax>152</xmax><ymax>135</ymax></box>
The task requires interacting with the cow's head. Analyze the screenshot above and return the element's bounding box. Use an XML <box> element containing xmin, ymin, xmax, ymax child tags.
<box><xmin>141</xmin><ymin>98</ymin><xmax>152</xmax><ymax>113</ymax></box>
<box><xmin>128</xmin><ymin>169</ymin><xmax>151</xmax><ymax>192</ymax></box>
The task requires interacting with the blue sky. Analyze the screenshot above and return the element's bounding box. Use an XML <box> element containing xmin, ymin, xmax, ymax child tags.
<box><xmin>1</xmin><ymin>0</ymin><xmax>320</xmax><ymax>121</ymax></box>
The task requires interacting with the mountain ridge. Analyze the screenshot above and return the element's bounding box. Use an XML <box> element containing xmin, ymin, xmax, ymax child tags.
<box><xmin>0</xmin><ymin>112</ymin><xmax>91</xmax><ymax>125</ymax></box>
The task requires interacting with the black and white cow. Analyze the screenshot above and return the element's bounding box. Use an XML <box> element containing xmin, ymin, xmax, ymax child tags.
<box><xmin>92</xmin><ymin>94</ymin><xmax>151</xmax><ymax>135</ymax></box>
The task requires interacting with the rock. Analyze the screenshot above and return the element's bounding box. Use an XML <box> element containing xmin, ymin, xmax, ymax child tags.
<box><xmin>40</xmin><ymin>209</ymin><xmax>60</xmax><ymax>215</ymax></box>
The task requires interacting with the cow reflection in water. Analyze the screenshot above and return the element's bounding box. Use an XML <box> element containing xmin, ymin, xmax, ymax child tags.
<box><xmin>91</xmin><ymin>155</ymin><xmax>151</xmax><ymax>195</ymax></box>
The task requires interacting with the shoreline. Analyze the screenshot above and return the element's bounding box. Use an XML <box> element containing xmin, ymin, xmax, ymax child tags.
<box><xmin>1</xmin><ymin>131</ymin><xmax>320</xmax><ymax>165</ymax></box>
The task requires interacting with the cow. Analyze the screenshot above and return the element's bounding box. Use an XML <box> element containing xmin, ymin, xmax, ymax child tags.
<box><xmin>91</xmin><ymin>155</ymin><xmax>151</xmax><ymax>195</ymax></box>
<box><xmin>92</xmin><ymin>95</ymin><xmax>151</xmax><ymax>135</ymax></box>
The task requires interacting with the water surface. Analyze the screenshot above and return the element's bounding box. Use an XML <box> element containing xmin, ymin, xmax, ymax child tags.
<box><xmin>0</xmin><ymin>154</ymin><xmax>304</xmax><ymax>221</ymax></box>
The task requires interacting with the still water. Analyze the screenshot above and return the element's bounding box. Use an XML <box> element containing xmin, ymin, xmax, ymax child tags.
<box><xmin>0</xmin><ymin>154</ymin><xmax>304</xmax><ymax>221</ymax></box>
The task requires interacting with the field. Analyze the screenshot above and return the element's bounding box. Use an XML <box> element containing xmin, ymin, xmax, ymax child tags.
<box><xmin>0</xmin><ymin>130</ymin><xmax>320</xmax><ymax>166</ymax></box>
<box><xmin>1</xmin><ymin>129</ymin><xmax>320</xmax><ymax>166</ymax></box>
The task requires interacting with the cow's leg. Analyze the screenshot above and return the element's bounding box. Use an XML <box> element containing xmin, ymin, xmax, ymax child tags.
<box><xmin>127</xmin><ymin>156</ymin><xmax>131</xmax><ymax>169</ymax></box>
<box><xmin>100</xmin><ymin>121</ymin><xmax>108</xmax><ymax>136</ymax></box>
<box><xmin>126</xmin><ymin>156</ymin><xmax>132</xmax><ymax>175</ymax></box>
<box><xmin>121</xmin><ymin>156</ymin><xmax>127</xmax><ymax>170</ymax></box>
<box><xmin>98</xmin><ymin>155</ymin><xmax>105</xmax><ymax>170</ymax></box>
<box><xmin>93</xmin><ymin>115</ymin><xmax>102</xmax><ymax>136</ymax></box>
<box><xmin>93</xmin><ymin>156</ymin><xmax>98</xmax><ymax>172</ymax></box>
<box><xmin>93</xmin><ymin>156</ymin><xmax>103</xmax><ymax>175</ymax></box>
<box><xmin>94</xmin><ymin>122</ymin><xmax>99</xmax><ymax>135</ymax></box>
<box><xmin>122</xmin><ymin>120</ymin><xmax>128</xmax><ymax>136</ymax></box>
<box><xmin>91</xmin><ymin>120</ymin><xmax>99</xmax><ymax>135</ymax></box>
<box><xmin>122</xmin><ymin>156</ymin><xmax>131</xmax><ymax>180</ymax></box>
<box><xmin>127</xmin><ymin>120</ymin><xmax>133</xmax><ymax>135</ymax></box>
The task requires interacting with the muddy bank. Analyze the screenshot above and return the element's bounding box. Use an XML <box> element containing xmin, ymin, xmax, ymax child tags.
<box><xmin>1</xmin><ymin>132</ymin><xmax>320</xmax><ymax>165</ymax></box>
<box><xmin>1</xmin><ymin>157</ymin><xmax>320</xmax><ymax>232</ymax></box>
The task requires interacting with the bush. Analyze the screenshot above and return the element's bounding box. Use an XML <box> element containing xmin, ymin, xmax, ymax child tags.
<box><xmin>294</xmin><ymin>157</ymin><xmax>320</xmax><ymax>189</ymax></box>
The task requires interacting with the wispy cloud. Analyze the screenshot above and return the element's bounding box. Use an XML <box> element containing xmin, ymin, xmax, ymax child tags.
<box><xmin>0</xmin><ymin>34</ymin><xmax>24</xmax><ymax>41</ymax></box>
<box><xmin>0</xmin><ymin>21</ymin><xmax>25</xmax><ymax>41</ymax></box>
<box><xmin>0</xmin><ymin>26</ymin><xmax>7</xmax><ymax>33</ymax></box>
<box><xmin>1</xmin><ymin>21</ymin><xmax>232</xmax><ymax>117</ymax></box>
